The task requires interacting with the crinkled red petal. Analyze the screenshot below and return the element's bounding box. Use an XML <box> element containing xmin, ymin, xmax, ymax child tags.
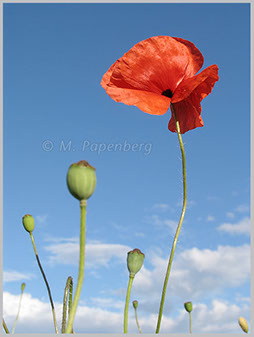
<box><xmin>172</xmin><ymin>65</ymin><xmax>219</xmax><ymax>103</ymax></box>
<box><xmin>168</xmin><ymin>65</ymin><xmax>219</xmax><ymax>134</ymax></box>
<box><xmin>101</xmin><ymin>36</ymin><xmax>204</xmax><ymax>115</ymax></box>
<box><xmin>102</xmin><ymin>85</ymin><xmax>171</xmax><ymax>115</ymax></box>
<box><xmin>172</xmin><ymin>37</ymin><xmax>204</xmax><ymax>79</ymax></box>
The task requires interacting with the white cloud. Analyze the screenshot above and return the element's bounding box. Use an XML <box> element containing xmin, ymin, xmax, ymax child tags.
<box><xmin>133</xmin><ymin>244</ymin><xmax>250</xmax><ymax>312</ymax></box>
<box><xmin>192</xmin><ymin>299</ymin><xmax>249</xmax><ymax>333</ymax></box>
<box><xmin>44</xmin><ymin>238</ymin><xmax>132</xmax><ymax>268</ymax></box>
<box><xmin>90</xmin><ymin>297</ymin><xmax>124</xmax><ymax>310</ymax></box>
<box><xmin>2</xmin><ymin>291</ymin><xmax>141</xmax><ymax>333</ymax></box>
<box><xmin>217</xmin><ymin>217</ymin><xmax>250</xmax><ymax>236</ymax></box>
<box><xmin>3</xmin><ymin>291</ymin><xmax>250</xmax><ymax>333</ymax></box>
<box><xmin>207</xmin><ymin>215</ymin><xmax>215</xmax><ymax>222</ymax></box>
<box><xmin>3</xmin><ymin>271</ymin><xmax>34</xmax><ymax>283</ymax></box>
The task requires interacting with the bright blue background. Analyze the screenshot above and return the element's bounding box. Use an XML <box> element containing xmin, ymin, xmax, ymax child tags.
<box><xmin>3</xmin><ymin>3</ymin><xmax>250</xmax><ymax>333</ymax></box>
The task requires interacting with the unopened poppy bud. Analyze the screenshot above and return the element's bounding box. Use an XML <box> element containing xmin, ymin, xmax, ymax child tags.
<box><xmin>184</xmin><ymin>302</ymin><xmax>192</xmax><ymax>313</ymax></box>
<box><xmin>238</xmin><ymin>317</ymin><xmax>248</xmax><ymax>333</ymax></box>
<box><xmin>132</xmin><ymin>300</ymin><xmax>138</xmax><ymax>309</ymax></box>
<box><xmin>21</xmin><ymin>283</ymin><xmax>26</xmax><ymax>292</ymax></box>
<box><xmin>67</xmin><ymin>160</ymin><xmax>96</xmax><ymax>201</ymax></box>
<box><xmin>22</xmin><ymin>214</ymin><xmax>35</xmax><ymax>233</ymax></box>
<box><xmin>127</xmin><ymin>248</ymin><xmax>145</xmax><ymax>277</ymax></box>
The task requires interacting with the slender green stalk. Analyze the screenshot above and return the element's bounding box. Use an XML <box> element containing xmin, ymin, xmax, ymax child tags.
<box><xmin>189</xmin><ymin>312</ymin><xmax>192</xmax><ymax>333</ymax></box>
<box><xmin>3</xmin><ymin>319</ymin><xmax>9</xmax><ymax>334</ymax></box>
<box><xmin>66</xmin><ymin>200</ymin><xmax>87</xmax><ymax>333</ymax></box>
<box><xmin>134</xmin><ymin>306</ymin><xmax>142</xmax><ymax>333</ymax></box>
<box><xmin>155</xmin><ymin>103</ymin><xmax>187</xmax><ymax>333</ymax></box>
<box><xmin>61</xmin><ymin>276</ymin><xmax>73</xmax><ymax>333</ymax></box>
<box><xmin>11</xmin><ymin>286</ymin><xmax>25</xmax><ymax>333</ymax></box>
<box><xmin>30</xmin><ymin>232</ymin><xmax>59</xmax><ymax>333</ymax></box>
<box><xmin>124</xmin><ymin>276</ymin><xmax>134</xmax><ymax>333</ymax></box>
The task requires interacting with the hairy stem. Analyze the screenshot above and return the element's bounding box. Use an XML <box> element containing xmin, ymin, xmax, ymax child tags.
<box><xmin>134</xmin><ymin>307</ymin><xmax>142</xmax><ymax>333</ymax></box>
<box><xmin>11</xmin><ymin>287</ymin><xmax>25</xmax><ymax>333</ymax></box>
<box><xmin>189</xmin><ymin>312</ymin><xmax>192</xmax><ymax>334</ymax></box>
<box><xmin>155</xmin><ymin>104</ymin><xmax>187</xmax><ymax>333</ymax></box>
<box><xmin>124</xmin><ymin>276</ymin><xmax>134</xmax><ymax>333</ymax></box>
<box><xmin>66</xmin><ymin>200</ymin><xmax>87</xmax><ymax>333</ymax></box>
<box><xmin>30</xmin><ymin>233</ymin><xmax>59</xmax><ymax>333</ymax></box>
<box><xmin>3</xmin><ymin>319</ymin><xmax>9</xmax><ymax>334</ymax></box>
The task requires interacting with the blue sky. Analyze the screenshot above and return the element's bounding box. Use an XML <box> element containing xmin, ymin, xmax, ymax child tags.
<box><xmin>3</xmin><ymin>2</ymin><xmax>250</xmax><ymax>334</ymax></box>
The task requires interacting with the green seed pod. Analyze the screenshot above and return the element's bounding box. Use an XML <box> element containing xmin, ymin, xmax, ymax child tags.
<box><xmin>132</xmin><ymin>300</ymin><xmax>138</xmax><ymax>309</ymax></box>
<box><xmin>67</xmin><ymin>160</ymin><xmax>96</xmax><ymax>201</ymax></box>
<box><xmin>127</xmin><ymin>248</ymin><xmax>145</xmax><ymax>277</ymax></box>
<box><xmin>238</xmin><ymin>317</ymin><xmax>248</xmax><ymax>333</ymax></box>
<box><xmin>184</xmin><ymin>302</ymin><xmax>193</xmax><ymax>313</ymax></box>
<box><xmin>21</xmin><ymin>283</ymin><xmax>26</xmax><ymax>292</ymax></box>
<box><xmin>22</xmin><ymin>214</ymin><xmax>35</xmax><ymax>233</ymax></box>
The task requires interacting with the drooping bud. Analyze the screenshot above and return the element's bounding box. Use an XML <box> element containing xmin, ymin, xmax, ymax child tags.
<box><xmin>127</xmin><ymin>248</ymin><xmax>145</xmax><ymax>277</ymax></box>
<box><xmin>21</xmin><ymin>283</ymin><xmax>26</xmax><ymax>292</ymax></box>
<box><xmin>132</xmin><ymin>300</ymin><xmax>138</xmax><ymax>309</ymax></box>
<box><xmin>22</xmin><ymin>214</ymin><xmax>35</xmax><ymax>233</ymax></box>
<box><xmin>184</xmin><ymin>302</ymin><xmax>193</xmax><ymax>313</ymax></box>
<box><xmin>67</xmin><ymin>160</ymin><xmax>96</xmax><ymax>201</ymax></box>
<box><xmin>238</xmin><ymin>317</ymin><xmax>248</xmax><ymax>333</ymax></box>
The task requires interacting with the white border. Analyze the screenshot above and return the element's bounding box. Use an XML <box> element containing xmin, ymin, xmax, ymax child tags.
<box><xmin>0</xmin><ymin>1</ymin><xmax>252</xmax><ymax>336</ymax></box>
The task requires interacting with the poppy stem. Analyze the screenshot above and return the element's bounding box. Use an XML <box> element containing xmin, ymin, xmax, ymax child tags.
<box><xmin>124</xmin><ymin>276</ymin><xmax>134</xmax><ymax>333</ymax></box>
<box><xmin>3</xmin><ymin>319</ymin><xmax>9</xmax><ymax>334</ymax></box>
<box><xmin>11</xmin><ymin>284</ymin><xmax>25</xmax><ymax>333</ymax></box>
<box><xmin>189</xmin><ymin>312</ymin><xmax>192</xmax><ymax>333</ymax></box>
<box><xmin>134</xmin><ymin>306</ymin><xmax>142</xmax><ymax>333</ymax></box>
<box><xmin>29</xmin><ymin>232</ymin><xmax>59</xmax><ymax>334</ymax></box>
<box><xmin>155</xmin><ymin>103</ymin><xmax>187</xmax><ymax>333</ymax></box>
<box><xmin>66</xmin><ymin>200</ymin><xmax>87</xmax><ymax>333</ymax></box>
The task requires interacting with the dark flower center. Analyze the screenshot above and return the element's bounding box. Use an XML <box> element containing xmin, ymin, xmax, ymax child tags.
<box><xmin>161</xmin><ymin>89</ymin><xmax>173</xmax><ymax>98</ymax></box>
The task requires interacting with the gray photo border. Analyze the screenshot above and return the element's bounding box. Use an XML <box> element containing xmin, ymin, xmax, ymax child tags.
<box><xmin>0</xmin><ymin>1</ymin><xmax>252</xmax><ymax>336</ymax></box>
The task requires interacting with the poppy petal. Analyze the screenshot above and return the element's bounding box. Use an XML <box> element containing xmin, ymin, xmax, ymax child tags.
<box><xmin>101</xmin><ymin>60</ymin><xmax>171</xmax><ymax>115</ymax></box>
<box><xmin>168</xmin><ymin>98</ymin><xmax>204</xmax><ymax>134</ymax></box>
<box><xmin>168</xmin><ymin>65</ymin><xmax>219</xmax><ymax>134</ymax></box>
<box><xmin>172</xmin><ymin>37</ymin><xmax>204</xmax><ymax>78</ymax></box>
<box><xmin>101</xmin><ymin>36</ymin><xmax>204</xmax><ymax>98</ymax></box>
<box><xmin>171</xmin><ymin>65</ymin><xmax>219</xmax><ymax>103</ymax></box>
<box><xmin>102</xmin><ymin>85</ymin><xmax>171</xmax><ymax>115</ymax></box>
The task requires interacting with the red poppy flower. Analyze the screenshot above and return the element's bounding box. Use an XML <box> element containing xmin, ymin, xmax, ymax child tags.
<box><xmin>101</xmin><ymin>36</ymin><xmax>219</xmax><ymax>134</ymax></box>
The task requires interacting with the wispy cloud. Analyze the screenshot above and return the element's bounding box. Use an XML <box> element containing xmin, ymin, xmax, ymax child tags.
<box><xmin>217</xmin><ymin>217</ymin><xmax>250</xmax><ymax>236</ymax></box>
<box><xmin>207</xmin><ymin>215</ymin><xmax>215</xmax><ymax>222</ymax></box>
<box><xmin>152</xmin><ymin>203</ymin><xmax>171</xmax><ymax>212</ymax></box>
<box><xmin>226</xmin><ymin>212</ymin><xmax>235</xmax><ymax>219</ymax></box>
<box><xmin>177</xmin><ymin>199</ymin><xmax>196</xmax><ymax>208</ymax></box>
<box><xmin>90</xmin><ymin>297</ymin><xmax>124</xmax><ymax>310</ymax></box>
<box><xmin>235</xmin><ymin>204</ymin><xmax>249</xmax><ymax>213</ymax></box>
<box><xmin>144</xmin><ymin>214</ymin><xmax>178</xmax><ymax>233</ymax></box>
<box><xmin>3</xmin><ymin>271</ymin><xmax>34</xmax><ymax>283</ymax></box>
<box><xmin>44</xmin><ymin>238</ymin><xmax>131</xmax><ymax>268</ymax></box>
<box><xmin>35</xmin><ymin>215</ymin><xmax>48</xmax><ymax>225</ymax></box>
<box><xmin>135</xmin><ymin>232</ymin><xmax>145</xmax><ymax>237</ymax></box>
